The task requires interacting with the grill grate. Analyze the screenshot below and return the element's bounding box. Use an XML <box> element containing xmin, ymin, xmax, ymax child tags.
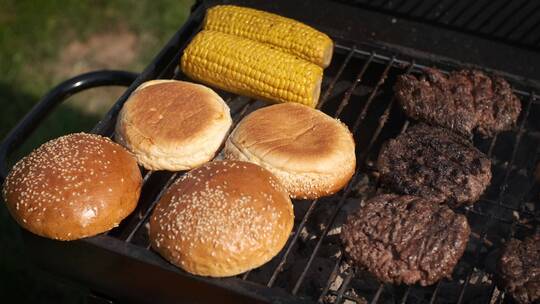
<box><xmin>103</xmin><ymin>37</ymin><xmax>540</xmax><ymax>303</ymax></box>
<box><xmin>343</xmin><ymin>0</ymin><xmax>540</xmax><ymax>51</ymax></box>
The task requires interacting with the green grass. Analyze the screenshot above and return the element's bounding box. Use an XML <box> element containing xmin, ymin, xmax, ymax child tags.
<box><xmin>0</xmin><ymin>0</ymin><xmax>193</xmax><ymax>302</ymax></box>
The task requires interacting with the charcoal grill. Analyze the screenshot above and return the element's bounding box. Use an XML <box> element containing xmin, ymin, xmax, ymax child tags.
<box><xmin>1</xmin><ymin>0</ymin><xmax>539</xmax><ymax>303</ymax></box>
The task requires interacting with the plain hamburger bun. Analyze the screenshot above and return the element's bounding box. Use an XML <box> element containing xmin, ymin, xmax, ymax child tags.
<box><xmin>2</xmin><ymin>133</ymin><xmax>142</xmax><ymax>240</ymax></box>
<box><xmin>223</xmin><ymin>103</ymin><xmax>356</xmax><ymax>199</ymax></box>
<box><xmin>149</xmin><ymin>160</ymin><xmax>294</xmax><ymax>277</ymax></box>
<box><xmin>115</xmin><ymin>80</ymin><xmax>232</xmax><ymax>171</ymax></box>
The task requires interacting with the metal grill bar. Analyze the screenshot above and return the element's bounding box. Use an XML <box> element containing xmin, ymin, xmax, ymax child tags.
<box><xmin>455</xmin><ymin>93</ymin><xmax>534</xmax><ymax>304</ymax></box>
<box><xmin>334</xmin><ymin>271</ymin><xmax>354</xmax><ymax>303</ymax></box>
<box><xmin>334</xmin><ymin>54</ymin><xmax>374</xmax><ymax>117</ymax></box>
<box><xmin>456</xmin><ymin>272</ymin><xmax>473</xmax><ymax>304</ymax></box>
<box><xmin>350</xmin><ymin>57</ymin><xmax>395</xmax><ymax>133</ymax></box>
<box><xmin>318</xmin><ymin>47</ymin><xmax>356</xmax><ymax>109</ymax></box>
<box><xmin>125</xmin><ymin>172</ymin><xmax>178</xmax><ymax>243</ymax></box>
<box><xmin>317</xmin><ymin>254</ymin><xmax>343</xmax><ymax>303</ymax></box>
<box><xmin>266</xmin><ymin>199</ymin><xmax>318</xmax><ymax>287</ymax></box>
<box><xmin>241</xmin><ymin>269</ymin><xmax>251</xmax><ymax>280</ymax></box>
<box><xmin>332</xmin><ymin>115</ymin><xmax>413</xmax><ymax>303</ymax></box>
<box><xmin>334</xmin><ymin>44</ymin><xmax>538</xmax><ymax>98</ymax></box>
<box><xmin>486</xmin><ymin>282</ymin><xmax>500</xmax><ymax>304</ymax></box>
<box><xmin>400</xmin><ymin>286</ymin><xmax>411</xmax><ymax>304</ymax></box>
<box><xmin>429</xmin><ymin>280</ymin><xmax>442</xmax><ymax>304</ymax></box>
<box><xmin>369</xmin><ymin>284</ymin><xmax>384</xmax><ymax>304</ymax></box>
<box><xmin>266</xmin><ymin>49</ymin><xmax>360</xmax><ymax>288</ymax></box>
<box><xmin>291</xmin><ymin>175</ymin><xmax>358</xmax><ymax>295</ymax></box>
<box><xmin>322</xmin><ymin>62</ymin><xmax>414</xmax><ymax>303</ymax></box>
<box><xmin>291</xmin><ymin>56</ymin><xmax>398</xmax><ymax>296</ymax></box>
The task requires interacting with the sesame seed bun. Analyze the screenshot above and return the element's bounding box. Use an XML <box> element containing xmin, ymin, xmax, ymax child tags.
<box><xmin>115</xmin><ymin>80</ymin><xmax>232</xmax><ymax>171</ymax></box>
<box><xmin>223</xmin><ymin>103</ymin><xmax>356</xmax><ymax>199</ymax></box>
<box><xmin>149</xmin><ymin>160</ymin><xmax>294</xmax><ymax>277</ymax></box>
<box><xmin>2</xmin><ymin>133</ymin><xmax>142</xmax><ymax>241</ymax></box>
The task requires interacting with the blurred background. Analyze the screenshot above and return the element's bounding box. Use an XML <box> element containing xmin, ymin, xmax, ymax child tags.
<box><xmin>0</xmin><ymin>0</ymin><xmax>194</xmax><ymax>302</ymax></box>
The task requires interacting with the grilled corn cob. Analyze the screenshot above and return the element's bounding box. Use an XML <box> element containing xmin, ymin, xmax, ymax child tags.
<box><xmin>204</xmin><ymin>5</ymin><xmax>333</xmax><ymax>68</ymax></box>
<box><xmin>181</xmin><ymin>30</ymin><xmax>323</xmax><ymax>108</ymax></box>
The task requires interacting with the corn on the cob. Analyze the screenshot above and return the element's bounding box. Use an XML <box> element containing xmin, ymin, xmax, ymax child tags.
<box><xmin>181</xmin><ymin>30</ymin><xmax>323</xmax><ymax>108</ymax></box>
<box><xmin>204</xmin><ymin>5</ymin><xmax>333</xmax><ymax>68</ymax></box>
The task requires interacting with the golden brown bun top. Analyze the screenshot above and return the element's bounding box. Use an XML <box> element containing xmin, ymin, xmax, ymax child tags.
<box><xmin>149</xmin><ymin>160</ymin><xmax>294</xmax><ymax>277</ymax></box>
<box><xmin>228</xmin><ymin>103</ymin><xmax>355</xmax><ymax>173</ymax></box>
<box><xmin>2</xmin><ymin>133</ymin><xmax>142</xmax><ymax>240</ymax></box>
<box><xmin>121</xmin><ymin>80</ymin><xmax>229</xmax><ymax>145</ymax></box>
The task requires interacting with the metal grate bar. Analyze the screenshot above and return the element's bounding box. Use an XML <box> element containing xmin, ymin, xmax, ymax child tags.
<box><xmin>267</xmin><ymin>48</ymin><xmax>373</xmax><ymax>294</ymax></box>
<box><xmin>291</xmin><ymin>174</ymin><xmax>359</xmax><ymax>295</ymax></box>
<box><xmin>353</xmin><ymin>61</ymin><xmax>413</xmax><ymax>144</ymax></box>
<box><xmin>429</xmin><ymin>280</ymin><xmax>442</xmax><ymax>304</ymax></box>
<box><xmin>334</xmin><ymin>271</ymin><xmax>354</xmax><ymax>304</ymax></box>
<box><xmin>266</xmin><ymin>199</ymin><xmax>319</xmax><ymax>287</ymax></box>
<box><xmin>241</xmin><ymin>270</ymin><xmax>251</xmax><ymax>280</ymax></box>
<box><xmin>266</xmin><ymin>55</ymin><xmax>371</xmax><ymax>286</ymax></box>
<box><xmin>484</xmin><ymin>281</ymin><xmax>499</xmax><ymax>304</ymax></box>
<box><xmin>399</xmin><ymin>286</ymin><xmax>411</xmax><ymax>304</ymax></box>
<box><xmin>456</xmin><ymin>272</ymin><xmax>473</xmax><ymax>304</ymax></box>
<box><xmin>107</xmin><ymin>169</ymin><xmax>153</xmax><ymax>237</ymax></box>
<box><xmin>125</xmin><ymin>172</ymin><xmax>179</xmax><ymax>243</ymax></box>
<box><xmin>317</xmin><ymin>254</ymin><xmax>343</xmax><ymax>303</ymax></box>
<box><xmin>351</xmin><ymin>57</ymin><xmax>396</xmax><ymax>134</ymax></box>
<box><xmin>334</xmin><ymin>54</ymin><xmax>375</xmax><ymax>118</ymax></box>
<box><xmin>292</xmin><ymin>54</ymin><xmax>406</xmax><ymax>297</ymax></box>
<box><xmin>318</xmin><ymin>47</ymin><xmax>356</xmax><ymax>109</ymax></box>
<box><xmin>456</xmin><ymin>92</ymin><xmax>534</xmax><ymax>304</ymax></box>
<box><xmin>334</xmin><ymin>44</ymin><xmax>538</xmax><ymax>98</ymax></box>
<box><xmin>369</xmin><ymin>284</ymin><xmax>384</xmax><ymax>304</ymax></box>
<box><xmin>317</xmin><ymin>97</ymin><xmax>414</xmax><ymax>304</ymax></box>
<box><xmin>232</xmin><ymin>101</ymin><xmax>252</xmax><ymax>124</ymax></box>
<box><xmin>494</xmin><ymin>94</ymin><xmax>533</xmax><ymax>203</ymax></box>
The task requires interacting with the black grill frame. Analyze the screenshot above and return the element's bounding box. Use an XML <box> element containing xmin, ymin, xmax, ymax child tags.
<box><xmin>2</xmin><ymin>1</ymin><xmax>540</xmax><ymax>303</ymax></box>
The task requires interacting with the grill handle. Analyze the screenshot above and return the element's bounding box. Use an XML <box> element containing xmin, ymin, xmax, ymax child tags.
<box><xmin>0</xmin><ymin>70</ymin><xmax>138</xmax><ymax>183</ymax></box>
